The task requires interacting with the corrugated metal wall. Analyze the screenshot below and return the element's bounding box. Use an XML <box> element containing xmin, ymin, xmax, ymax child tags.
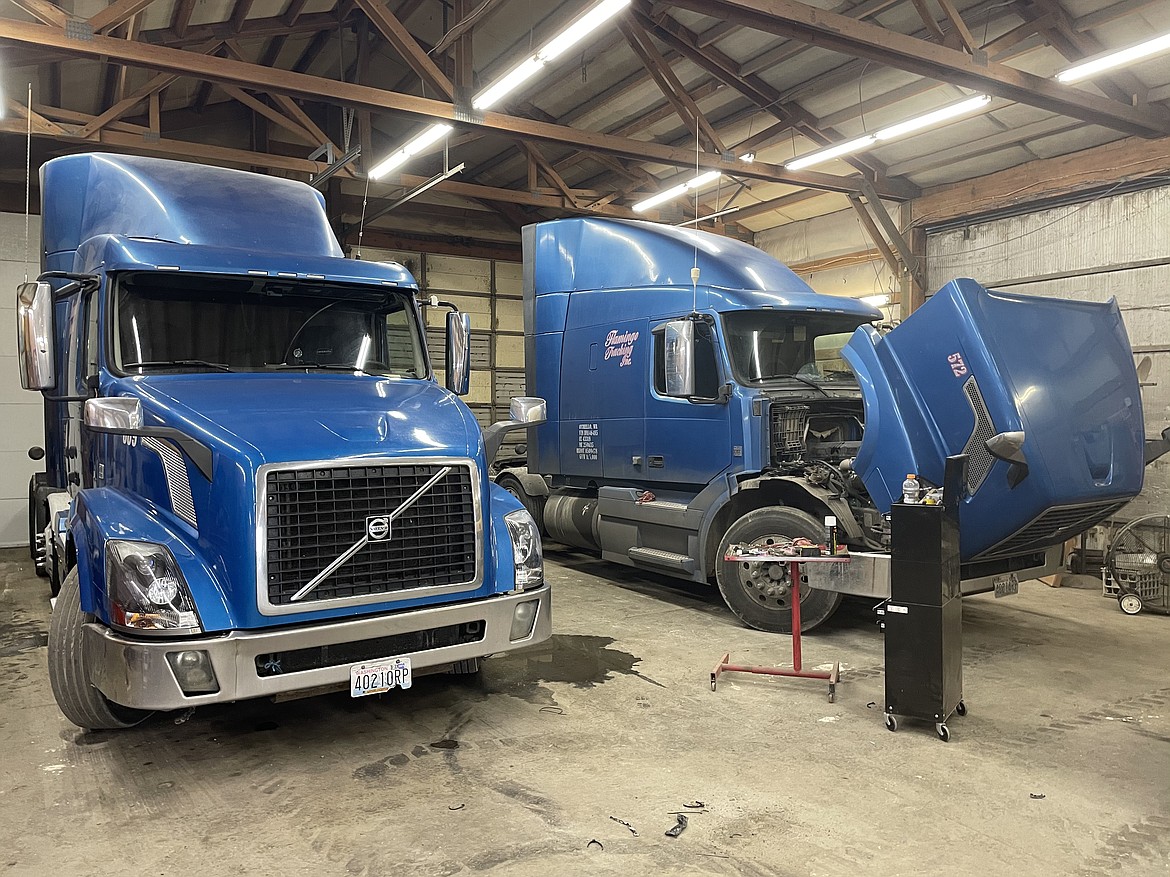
<box><xmin>926</xmin><ymin>184</ymin><xmax>1170</xmax><ymax>520</ymax></box>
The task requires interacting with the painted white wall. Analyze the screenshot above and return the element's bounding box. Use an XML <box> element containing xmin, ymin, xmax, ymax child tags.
<box><xmin>927</xmin><ymin>184</ymin><xmax>1170</xmax><ymax>520</ymax></box>
<box><xmin>0</xmin><ymin>212</ymin><xmax>44</xmax><ymax>548</ymax></box>
<box><xmin>754</xmin><ymin>206</ymin><xmax>899</xmax><ymax>320</ymax></box>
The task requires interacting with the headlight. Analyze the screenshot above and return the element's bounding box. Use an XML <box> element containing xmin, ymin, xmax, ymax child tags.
<box><xmin>106</xmin><ymin>540</ymin><xmax>203</xmax><ymax>635</ymax></box>
<box><xmin>504</xmin><ymin>508</ymin><xmax>544</xmax><ymax>590</ymax></box>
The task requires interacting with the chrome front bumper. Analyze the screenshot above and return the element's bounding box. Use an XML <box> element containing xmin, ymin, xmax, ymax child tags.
<box><xmin>83</xmin><ymin>586</ymin><xmax>551</xmax><ymax>711</ymax></box>
<box><xmin>802</xmin><ymin>546</ymin><xmax>1062</xmax><ymax>598</ymax></box>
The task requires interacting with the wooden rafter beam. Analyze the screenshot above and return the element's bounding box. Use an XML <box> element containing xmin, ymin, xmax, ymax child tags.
<box><xmin>659</xmin><ymin>0</ymin><xmax>1170</xmax><ymax>137</ymax></box>
<box><xmin>619</xmin><ymin>18</ymin><xmax>725</xmax><ymax>153</ymax></box>
<box><xmin>634</xmin><ymin>5</ymin><xmax>891</xmax><ymax>178</ymax></box>
<box><xmin>848</xmin><ymin>194</ymin><xmax>901</xmax><ymax>276</ymax></box>
<box><xmin>222</xmin><ymin>39</ymin><xmax>345</xmax><ymax>161</ymax></box>
<box><xmin>354</xmin><ymin>0</ymin><xmax>453</xmax><ymax>99</ymax></box>
<box><xmin>521</xmin><ymin>142</ymin><xmax>582</xmax><ymax>208</ymax></box>
<box><xmin>432</xmin><ymin>0</ymin><xmax>503</xmax><ymax>55</ymax></box>
<box><xmin>291</xmin><ymin>29</ymin><xmax>331</xmax><ymax>74</ymax></box>
<box><xmin>231</xmin><ymin>0</ymin><xmax>257</xmax><ymax>31</ymax></box>
<box><xmin>0</xmin><ymin>18</ymin><xmax>916</xmax><ymax>198</ymax></box>
<box><xmin>171</xmin><ymin>0</ymin><xmax>197</xmax><ymax>39</ymax></box>
<box><xmin>221</xmin><ymin>84</ymin><xmax>318</xmax><ymax>145</ymax></box>
<box><xmin>88</xmin><ymin>0</ymin><xmax>158</xmax><ymax>33</ymax></box>
<box><xmin>8</xmin><ymin>0</ymin><xmax>70</xmax><ymax>28</ymax></box>
<box><xmin>909</xmin><ymin>0</ymin><xmax>946</xmax><ymax>42</ymax></box>
<box><xmin>0</xmin><ymin>107</ymin><xmax>330</xmax><ymax>173</ymax></box>
<box><xmin>934</xmin><ymin>0</ymin><xmax>977</xmax><ymax>53</ymax></box>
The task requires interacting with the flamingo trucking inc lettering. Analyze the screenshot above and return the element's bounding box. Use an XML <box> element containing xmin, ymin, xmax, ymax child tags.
<box><xmin>605</xmin><ymin>329</ymin><xmax>639</xmax><ymax>367</ymax></box>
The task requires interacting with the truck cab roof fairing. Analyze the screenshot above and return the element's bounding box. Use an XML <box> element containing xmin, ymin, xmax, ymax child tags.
<box><xmin>525</xmin><ymin>217</ymin><xmax>881</xmax><ymax>321</ymax></box>
<box><xmin>41</xmin><ymin>153</ymin><xmax>343</xmax><ymax>273</ymax></box>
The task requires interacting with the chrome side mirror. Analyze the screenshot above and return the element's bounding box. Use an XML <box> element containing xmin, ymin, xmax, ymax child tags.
<box><xmin>662</xmin><ymin>319</ymin><xmax>695</xmax><ymax>398</ymax></box>
<box><xmin>84</xmin><ymin>397</ymin><xmax>143</xmax><ymax>430</ymax></box>
<box><xmin>445</xmin><ymin>311</ymin><xmax>471</xmax><ymax>396</ymax></box>
<box><xmin>483</xmin><ymin>396</ymin><xmax>547</xmax><ymax>462</ymax></box>
<box><xmin>16</xmin><ymin>282</ymin><xmax>55</xmax><ymax>390</ymax></box>
<box><xmin>509</xmin><ymin>397</ymin><xmax>547</xmax><ymax>424</ymax></box>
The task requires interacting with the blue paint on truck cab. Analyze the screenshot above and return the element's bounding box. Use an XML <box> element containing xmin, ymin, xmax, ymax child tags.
<box><xmin>497</xmin><ymin>217</ymin><xmax>1145</xmax><ymax>633</ymax></box>
<box><xmin>23</xmin><ymin>154</ymin><xmax>550</xmax><ymax>729</ymax></box>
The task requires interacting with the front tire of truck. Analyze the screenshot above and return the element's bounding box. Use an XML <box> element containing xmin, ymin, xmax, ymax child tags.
<box><xmin>48</xmin><ymin>569</ymin><xmax>152</xmax><ymax>730</ymax></box>
<box><xmin>715</xmin><ymin>508</ymin><xmax>843</xmax><ymax>634</ymax></box>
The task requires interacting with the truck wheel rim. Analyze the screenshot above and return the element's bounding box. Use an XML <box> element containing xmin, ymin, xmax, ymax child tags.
<box><xmin>734</xmin><ymin>535</ymin><xmax>808</xmax><ymax>611</ymax></box>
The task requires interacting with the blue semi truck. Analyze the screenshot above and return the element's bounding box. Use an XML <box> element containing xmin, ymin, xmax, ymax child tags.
<box><xmin>19</xmin><ymin>153</ymin><xmax>551</xmax><ymax>730</ymax></box>
<box><xmin>496</xmin><ymin>217</ymin><xmax>1150</xmax><ymax>633</ymax></box>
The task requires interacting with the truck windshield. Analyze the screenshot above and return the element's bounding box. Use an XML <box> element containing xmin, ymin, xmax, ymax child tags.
<box><xmin>112</xmin><ymin>273</ymin><xmax>427</xmax><ymax>378</ymax></box>
<box><xmin>721</xmin><ymin>310</ymin><xmax>869</xmax><ymax>385</ymax></box>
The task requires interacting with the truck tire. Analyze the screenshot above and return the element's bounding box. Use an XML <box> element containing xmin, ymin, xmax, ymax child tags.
<box><xmin>715</xmin><ymin>508</ymin><xmax>843</xmax><ymax>634</ymax></box>
<box><xmin>48</xmin><ymin>568</ymin><xmax>152</xmax><ymax>730</ymax></box>
<box><xmin>497</xmin><ymin>474</ymin><xmax>547</xmax><ymax>534</ymax></box>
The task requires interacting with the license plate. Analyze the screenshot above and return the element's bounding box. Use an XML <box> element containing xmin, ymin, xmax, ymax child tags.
<box><xmin>993</xmin><ymin>573</ymin><xmax>1019</xmax><ymax>598</ymax></box>
<box><xmin>350</xmin><ymin>657</ymin><xmax>412</xmax><ymax>697</ymax></box>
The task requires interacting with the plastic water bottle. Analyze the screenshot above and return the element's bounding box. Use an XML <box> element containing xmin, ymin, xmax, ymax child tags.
<box><xmin>901</xmin><ymin>473</ymin><xmax>920</xmax><ymax>504</ymax></box>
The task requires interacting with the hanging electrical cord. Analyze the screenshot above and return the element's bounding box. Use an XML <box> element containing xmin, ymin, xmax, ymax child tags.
<box><xmin>691</xmin><ymin>123</ymin><xmax>700</xmax><ymax>315</ymax></box>
<box><xmin>354</xmin><ymin>173</ymin><xmax>372</xmax><ymax>260</ymax></box>
<box><xmin>24</xmin><ymin>82</ymin><xmax>32</xmax><ymax>283</ymax></box>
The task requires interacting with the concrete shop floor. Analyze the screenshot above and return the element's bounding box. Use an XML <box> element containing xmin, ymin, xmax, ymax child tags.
<box><xmin>1</xmin><ymin>546</ymin><xmax>1168</xmax><ymax>876</ymax></box>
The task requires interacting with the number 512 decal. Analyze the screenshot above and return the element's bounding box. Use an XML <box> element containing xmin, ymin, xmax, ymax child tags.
<box><xmin>948</xmin><ymin>352</ymin><xmax>968</xmax><ymax>378</ymax></box>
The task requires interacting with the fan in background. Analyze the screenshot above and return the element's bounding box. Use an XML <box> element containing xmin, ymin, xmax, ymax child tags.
<box><xmin>1106</xmin><ymin>514</ymin><xmax>1170</xmax><ymax>615</ymax></box>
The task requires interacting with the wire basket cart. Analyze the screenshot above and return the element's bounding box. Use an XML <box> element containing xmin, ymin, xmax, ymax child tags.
<box><xmin>1103</xmin><ymin>514</ymin><xmax>1170</xmax><ymax>616</ymax></box>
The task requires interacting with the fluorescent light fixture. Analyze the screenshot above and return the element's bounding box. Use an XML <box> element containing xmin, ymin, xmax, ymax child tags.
<box><xmin>472</xmin><ymin>0</ymin><xmax>631</xmax><ymax>110</ymax></box>
<box><xmin>784</xmin><ymin>95</ymin><xmax>991</xmax><ymax>171</ymax></box>
<box><xmin>633</xmin><ymin>170</ymin><xmax>722</xmax><ymax>213</ymax></box>
<box><xmin>785</xmin><ymin>135</ymin><xmax>876</xmax><ymax>171</ymax></box>
<box><xmin>861</xmin><ymin>293</ymin><xmax>891</xmax><ymax>307</ymax></box>
<box><xmin>676</xmin><ymin>205</ymin><xmax>741</xmax><ymax>226</ymax></box>
<box><xmin>1056</xmin><ymin>31</ymin><xmax>1170</xmax><ymax>82</ymax></box>
<box><xmin>874</xmin><ymin>94</ymin><xmax>991</xmax><ymax>140</ymax></box>
<box><xmin>368</xmin><ymin>123</ymin><xmax>453</xmax><ymax>180</ymax></box>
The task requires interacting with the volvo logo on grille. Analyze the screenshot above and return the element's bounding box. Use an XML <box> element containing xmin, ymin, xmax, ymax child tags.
<box><xmin>366</xmin><ymin>515</ymin><xmax>392</xmax><ymax>541</ymax></box>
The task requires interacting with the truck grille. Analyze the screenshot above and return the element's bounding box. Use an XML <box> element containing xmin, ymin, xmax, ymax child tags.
<box><xmin>974</xmin><ymin>500</ymin><xmax>1126</xmax><ymax>560</ymax></box>
<box><xmin>262</xmin><ymin>461</ymin><xmax>479</xmax><ymax>608</ymax></box>
<box><xmin>960</xmin><ymin>377</ymin><xmax>996</xmax><ymax>495</ymax></box>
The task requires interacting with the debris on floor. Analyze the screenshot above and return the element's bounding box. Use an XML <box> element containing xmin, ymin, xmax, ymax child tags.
<box><xmin>608</xmin><ymin>816</ymin><xmax>637</xmax><ymax>836</ymax></box>
<box><xmin>665</xmin><ymin>814</ymin><xmax>688</xmax><ymax>837</ymax></box>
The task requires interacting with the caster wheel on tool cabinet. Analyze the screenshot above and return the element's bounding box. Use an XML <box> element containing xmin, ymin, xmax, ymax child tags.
<box><xmin>1119</xmin><ymin>593</ymin><xmax>1143</xmax><ymax>615</ymax></box>
<box><xmin>885</xmin><ymin>714</ymin><xmax>897</xmax><ymax>732</ymax></box>
<box><xmin>936</xmin><ymin>723</ymin><xmax>950</xmax><ymax>742</ymax></box>
<box><xmin>956</xmin><ymin>700</ymin><xmax>967</xmax><ymax>716</ymax></box>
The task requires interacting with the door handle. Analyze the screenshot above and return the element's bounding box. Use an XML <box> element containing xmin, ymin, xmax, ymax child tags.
<box><xmin>648</xmin><ymin>455</ymin><xmax>664</xmax><ymax>468</ymax></box>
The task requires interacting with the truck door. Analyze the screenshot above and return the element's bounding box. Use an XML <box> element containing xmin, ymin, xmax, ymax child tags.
<box><xmin>644</xmin><ymin>318</ymin><xmax>732</xmax><ymax>486</ymax></box>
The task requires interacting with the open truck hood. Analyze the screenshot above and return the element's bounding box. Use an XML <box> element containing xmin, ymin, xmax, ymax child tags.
<box><xmin>843</xmin><ymin>279</ymin><xmax>1144</xmax><ymax>561</ymax></box>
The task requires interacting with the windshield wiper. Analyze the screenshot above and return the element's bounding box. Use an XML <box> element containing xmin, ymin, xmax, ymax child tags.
<box><xmin>762</xmin><ymin>373</ymin><xmax>831</xmax><ymax>397</ymax></box>
<box><xmin>125</xmin><ymin>359</ymin><xmax>233</xmax><ymax>372</ymax></box>
<box><xmin>270</xmin><ymin>362</ymin><xmax>369</xmax><ymax>373</ymax></box>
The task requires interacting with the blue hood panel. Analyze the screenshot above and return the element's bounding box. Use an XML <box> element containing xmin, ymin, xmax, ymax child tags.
<box><xmin>127</xmin><ymin>373</ymin><xmax>476</xmax><ymax>463</ymax></box>
<box><xmin>843</xmin><ymin>279</ymin><xmax>1144</xmax><ymax>560</ymax></box>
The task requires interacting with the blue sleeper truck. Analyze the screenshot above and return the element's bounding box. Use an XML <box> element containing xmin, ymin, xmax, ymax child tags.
<box><xmin>496</xmin><ymin>217</ymin><xmax>1150</xmax><ymax>633</ymax></box>
<box><xmin>19</xmin><ymin>154</ymin><xmax>551</xmax><ymax>730</ymax></box>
